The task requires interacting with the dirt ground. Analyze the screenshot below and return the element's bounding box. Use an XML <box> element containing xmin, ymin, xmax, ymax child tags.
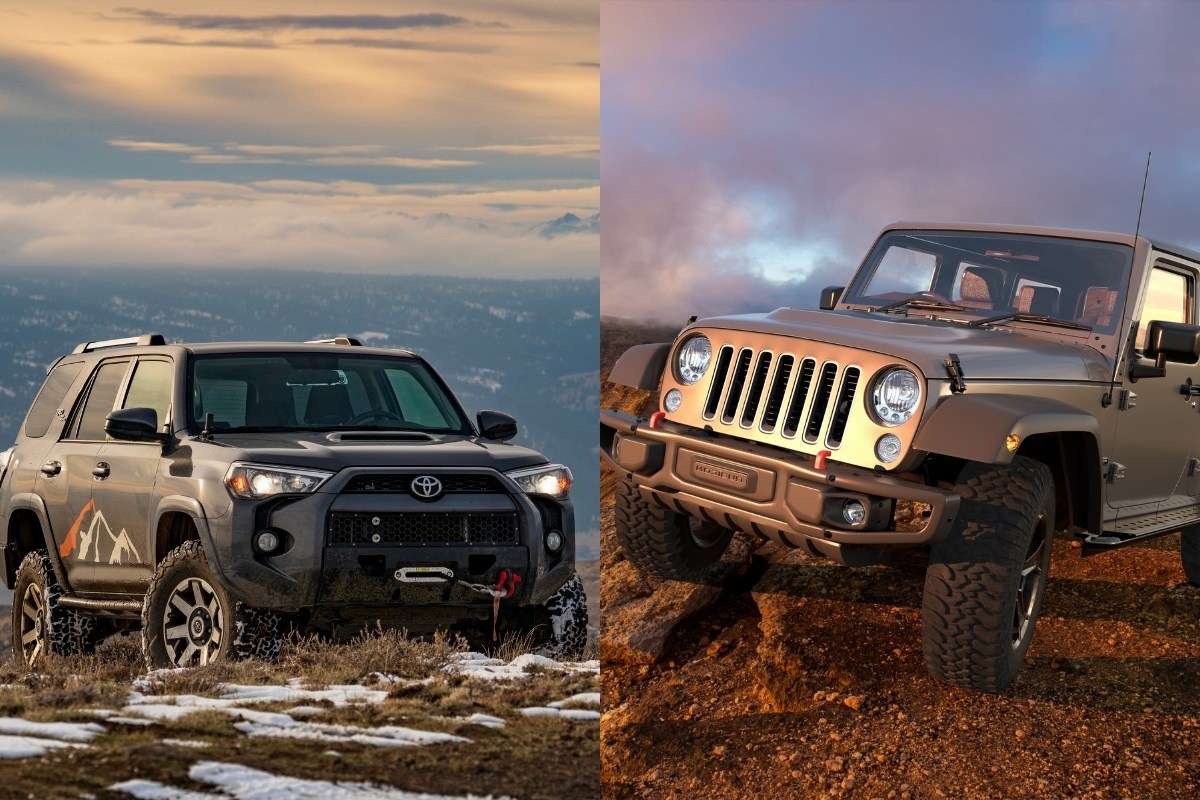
<box><xmin>599</xmin><ymin>317</ymin><xmax>1200</xmax><ymax>800</ymax></box>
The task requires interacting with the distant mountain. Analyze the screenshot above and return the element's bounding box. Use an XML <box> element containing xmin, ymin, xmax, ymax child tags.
<box><xmin>0</xmin><ymin>269</ymin><xmax>599</xmax><ymax>554</ymax></box>
<box><xmin>534</xmin><ymin>213</ymin><xmax>600</xmax><ymax>239</ymax></box>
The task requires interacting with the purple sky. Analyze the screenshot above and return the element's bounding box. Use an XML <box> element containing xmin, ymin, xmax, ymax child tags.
<box><xmin>601</xmin><ymin>0</ymin><xmax>1200</xmax><ymax>321</ymax></box>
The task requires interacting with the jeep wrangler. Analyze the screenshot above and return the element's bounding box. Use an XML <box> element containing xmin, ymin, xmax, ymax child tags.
<box><xmin>602</xmin><ymin>222</ymin><xmax>1200</xmax><ymax>693</ymax></box>
<box><xmin>0</xmin><ymin>335</ymin><xmax>586</xmax><ymax>668</ymax></box>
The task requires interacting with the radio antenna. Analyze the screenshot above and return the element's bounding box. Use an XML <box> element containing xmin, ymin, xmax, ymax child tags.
<box><xmin>1102</xmin><ymin>151</ymin><xmax>1153</xmax><ymax>409</ymax></box>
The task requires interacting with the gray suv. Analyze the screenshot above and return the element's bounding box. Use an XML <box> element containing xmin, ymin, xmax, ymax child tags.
<box><xmin>1</xmin><ymin>335</ymin><xmax>586</xmax><ymax>667</ymax></box>
<box><xmin>604</xmin><ymin>222</ymin><xmax>1200</xmax><ymax>693</ymax></box>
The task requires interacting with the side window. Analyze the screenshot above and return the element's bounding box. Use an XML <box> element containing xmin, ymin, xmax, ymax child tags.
<box><xmin>24</xmin><ymin>361</ymin><xmax>83</xmax><ymax>439</ymax></box>
<box><xmin>1136</xmin><ymin>267</ymin><xmax>1191</xmax><ymax>350</ymax></box>
<box><xmin>69</xmin><ymin>360</ymin><xmax>130</xmax><ymax>441</ymax></box>
<box><xmin>123</xmin><ymin>359</ymin><xmax>173</xmax><ymax>431</ymax></box>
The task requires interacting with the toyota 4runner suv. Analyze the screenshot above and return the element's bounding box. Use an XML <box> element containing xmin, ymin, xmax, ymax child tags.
<box><xmin>603</xmin><ymin>222</ymin><xmax>1200</xmax><ymax>693</ymax></box>
<box><xmin>1</xmin><ymin>335</ymin><xmax>586</xmax><ymax>668</ymax></box>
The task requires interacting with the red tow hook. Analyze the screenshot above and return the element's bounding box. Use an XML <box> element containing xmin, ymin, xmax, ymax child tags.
<box><xmin>814</xmin><ymin>449</ymin><xmax>831</xmax><ymax>470</ymax></box>
<box><xmin>649</xmin><ymin>411</ymin><xmax>666</xmax><ymax>429</ymax></box>
<box><xmin>491</xmin><ymin>570</ymin><xmax>523</xmax><ymax>642</ymax></box>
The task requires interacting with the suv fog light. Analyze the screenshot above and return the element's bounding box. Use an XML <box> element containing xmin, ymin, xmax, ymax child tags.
<box><xmin>875</xmin><ymin>434</ymin><xmax>902</xmax><ymax>464</ymax></box>
<box><xmin>664</xmin><ymin>389</ymin><xmax>682</xmax><ymax>412</ymax></box>
<box><xmin>842</xmin><ymin>500</ymin><xmax>867</xmax><ymax>526</ymax></box>
<box><xmin>255</xmin><ymin>530</ymin><xmax>280</xmax><ymax>553</ymax></box>
<box><xmin>545</xmin><ymin>529</ymin><xmax>564</xmax><ymax>553</ymax></box>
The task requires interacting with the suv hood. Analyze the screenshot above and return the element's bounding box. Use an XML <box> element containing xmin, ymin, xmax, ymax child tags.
<box><xmin>696</xmin><ymin>307</ymin><xmax>1114</xmax><ymax>382</ymax></box>
<box><xmin>189</xmin><ymin>431</ymin><xmax>549</xmax><ymax>472</ymax></box>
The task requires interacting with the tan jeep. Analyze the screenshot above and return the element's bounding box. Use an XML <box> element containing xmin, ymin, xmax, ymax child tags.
<box><xmin>602</xmin><ymin>222</ymin><xmax>1200</xmax><ymax>693</ymax></box>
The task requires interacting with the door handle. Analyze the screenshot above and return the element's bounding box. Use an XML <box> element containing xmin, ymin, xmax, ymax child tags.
<box><xmin>92</xmin><ymin>462</ymin><xmax>110</xmax><ymax>479</ymax></box>
<box><xmin>40</xmin><ymin>461</ymin><xmax>61</xmax><ymax>477</ymax></box>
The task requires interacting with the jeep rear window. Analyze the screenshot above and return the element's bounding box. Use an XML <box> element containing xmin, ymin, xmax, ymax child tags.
<box><xmin>23</xmin><ymin>361</ymin><xmax>83</xmax><ymax>439</ymax></box>
<box><xmin>847</xmin><ymin>231</ymin><xmax>1133</xmax><ymax>333</ymax></box>
<box><xmin>188</xmin><ymin>353</ymin><xmax>469</xmax><ymax>434</ymax></box>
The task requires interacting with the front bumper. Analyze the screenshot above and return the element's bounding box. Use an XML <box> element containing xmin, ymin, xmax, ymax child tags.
<box><xmin>601</xmin><ymin>408</ymin><xmax>959</xmax><ymax>559</ymax></box>
<box><xmin>201</xmin><ymin>467</ymin><xmax>575</xmax><ymax>611</ymax></box>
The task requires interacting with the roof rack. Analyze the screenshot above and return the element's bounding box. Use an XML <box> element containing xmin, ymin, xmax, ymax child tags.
<box><xmin>305</xmin><ymin>337</ymin><xmax>363</xmax><ymax>346</ymax></box>
<box><xmin>73</xmin><ymin>333</ymin><xmax>166</xmax><ymax>354</ymax></box>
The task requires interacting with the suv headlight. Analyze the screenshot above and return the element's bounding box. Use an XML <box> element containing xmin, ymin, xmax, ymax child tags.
<box><xmin>506</xmin><ymin>464</ymin><xmax>572</xmax><ymax>499</ymax></box>
<box><xmin>870</xmin><ymin>367</ymin><xmax>922</xmax><ymax>426</ymax></box>
<box><xmin>225</xmin><ymin>463</ymin><xmax>333</xmax><ymax>499</ymax></box>
<box><xmin>675</xmin><ymin>334</ymin><xmax>712</xmax><ymax>385</ymax></box>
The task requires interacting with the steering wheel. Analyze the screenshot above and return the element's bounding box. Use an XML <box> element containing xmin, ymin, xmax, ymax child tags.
<box><xmin>349</xmin><ymin>410</ymin><xmax>404</xmax><ymax>424</ymax></box>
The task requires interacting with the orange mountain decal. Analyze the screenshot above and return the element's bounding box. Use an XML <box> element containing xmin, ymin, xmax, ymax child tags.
<box><xmin>58</xmin><ymin>499</ymin><xmax>95</xmax><ymax>559</ymax></box>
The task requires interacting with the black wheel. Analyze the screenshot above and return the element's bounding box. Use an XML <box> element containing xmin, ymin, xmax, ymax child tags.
<box><xmin>614</xmin><ymin>479</ymin><xmax>734</xmax><ymax>580</ymax></box>
<box><xmin>11</xmin><ymin>551</ymin><xmax>96</xmax><ymax>667</ymax></box>
<box><xmin>541</xmin><ymin>573</ymin><xmax>588</xmax><ymax>658</ymax></box>
<box><xmin>142</xmin><ymin>540</ymin><xmax>286</xmax><ymax>668</ymax></box>
<box><xmin>1183</xmin><ymin>526</ymin><xmax>1200</xmax><ymax>586</ymax></box>
<box><xmin>922</xmin><ymin>455</ymin><xmax>1055</xmax><ymax>693</ymax></box>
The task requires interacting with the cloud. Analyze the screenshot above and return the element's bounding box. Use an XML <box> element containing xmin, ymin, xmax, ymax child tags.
<box><xmin>107</xmin><ymin>139</ymin><xmax>211</xmax><ymax>154</ymax></box>
<box><xmin>105</xmin><ymin>139</ymin><xmax>481</xmax><ymax>169</ymax></box>
<box><xmin>112</xmin><ymin>10</ymin><xmax>499</xmax><ymax>32</ymax></box>
<box><xmin>133</xmin><ymin>36</ymin><xmax>277</xmax><ymax>49</ymax></box>
<box><xmin>438</xmin><ymin>136</ymin><xmax>599</xmax><ymax>159</ymax></box>
<box><xmin>302</xmin><ymin>37</ymin><xmax>491</xmax><ymax>54</ymax></box>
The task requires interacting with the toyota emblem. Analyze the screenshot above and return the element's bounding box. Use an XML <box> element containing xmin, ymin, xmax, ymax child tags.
<box><xmin>410</xmin><ymin>475</ymin><xmax>443</xmax><ymax>501</ymax></box>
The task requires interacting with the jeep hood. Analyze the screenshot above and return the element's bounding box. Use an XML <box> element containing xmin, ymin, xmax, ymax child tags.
<box><xmin>694</xmin><ymin>308</ymin><xmax>1113</xmax><ymax>382</ymax></box>
<box><xmin>190</xmin><ymin>431</ymin><xmax>549</xmax><ymax>473</ymax></box>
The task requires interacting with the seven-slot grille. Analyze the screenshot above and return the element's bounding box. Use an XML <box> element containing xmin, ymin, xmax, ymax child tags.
<box><xmin>328</xmin><ymin>511</ymin><xmax>519</xmax><ymax>546</ymax></box>
<box><xmin>703</xmin><ymin>345</ymin><xmax>862</xmax><ymax>448</ymax></box>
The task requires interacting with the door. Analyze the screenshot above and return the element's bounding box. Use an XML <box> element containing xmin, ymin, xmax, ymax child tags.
<box><xmin>1106</xmin><ymin>263</ymin><xmax>1200</xmax><ymax>512</ymax></box>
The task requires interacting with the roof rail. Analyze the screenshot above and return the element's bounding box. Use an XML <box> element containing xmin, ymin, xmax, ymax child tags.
<box><xmin>73</xmin><ymin>333</ymin><xmax>166</xmax><ymax>354</ymax></box>
<box><xmin>305</xmin><ymin>336</ymin><xmax>363</xmax><ymax>346</ymax></box>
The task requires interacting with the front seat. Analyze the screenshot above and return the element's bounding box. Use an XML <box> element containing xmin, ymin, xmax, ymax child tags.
<box><xmin>304</xmin><ymin>384</ymin><xmax>352</xmax><ymax>425</ymax></box>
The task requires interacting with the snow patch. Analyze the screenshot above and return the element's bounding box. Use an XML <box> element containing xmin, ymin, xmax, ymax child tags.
<box><xmin>444</xmin><ymin>653</ymin><xmax>600</xmax><ymax>681</ymax></box>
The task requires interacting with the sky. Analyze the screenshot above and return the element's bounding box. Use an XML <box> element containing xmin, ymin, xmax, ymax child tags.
<box><xmin>0</xmin><ymin>1</ymin><xmax>598</xmax><ymax>277</ymax></box>
<box><xmin>602</xmin><ymin>0</ymin><xmax>1200</xmax><ymax>321</ymax></box>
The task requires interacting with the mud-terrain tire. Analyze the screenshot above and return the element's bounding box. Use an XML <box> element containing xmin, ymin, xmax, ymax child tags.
<box><xmin>540</xmin><ymin>573</ymin><xmax>589</xmax><ymax>658</ymax></box>
<box><xmin>922</xmin><ymin>456</ymin><xmax>1055</xmax><ymax>693</ymax></box>
<box><xmin>614</xmin><ymin>478</ymin><xmax>734</xmax><ymax>580</ymax></box>
<box><xmin>142</xmin><ymin>540</ymin><xmax>287</xmax><ymax>668</ymax></box>
<box><xmin>1182</xmin><ymin>526</ymin><xmax>1200</xmax><ymax>586</ymax></box>
<box><xmin>11</xmin><ymin>551</ymin><xmax>98</xmax><ymax>667</ymax></box>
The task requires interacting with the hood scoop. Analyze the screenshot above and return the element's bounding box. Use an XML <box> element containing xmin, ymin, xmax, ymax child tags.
<box><xmin>325</xmin><ymin>431</ymin><xmax>435</xmax><ymax>443</ymax></box>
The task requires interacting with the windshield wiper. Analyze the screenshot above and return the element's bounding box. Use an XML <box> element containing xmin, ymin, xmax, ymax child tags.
<box><xmin>968</xmin><ymin>312</ymin><xmax>1092</xmax><ymax>332</ymax></box>
<box><xmin>873</xmin><ymin>296</ymin><xmax>968</xmax><ymax>314</ymax></box>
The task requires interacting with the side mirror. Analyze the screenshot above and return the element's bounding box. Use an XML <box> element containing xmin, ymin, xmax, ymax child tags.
<box><xmin>477</xmin><ymin>410</ymin><xmax>517</xmax><ymax>442</ymax></box>
<box><xmin>1145</xmin><ymin>320</ymin><xmax>1200</xmax><ymax>365</ymax></box>
<box><xmin>819</xmin><ymin>286</ymin><xmax>845</xmax><ymax>310</ymax></box>
<box><xmin>105</xmin><ymin>407</ymin><xmax>166</xmax><ymax>442</ymax></box>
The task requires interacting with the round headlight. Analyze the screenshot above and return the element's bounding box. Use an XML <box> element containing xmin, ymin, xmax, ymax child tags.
<box><xmin>871</xmin><ymin>368</ymin><xmax>921</xmax><ymax>426</ymax></box>
<box><xmin>675</xmin><ymin>335</ymin><xmax>712</xmax><ymax>385</ymax></box>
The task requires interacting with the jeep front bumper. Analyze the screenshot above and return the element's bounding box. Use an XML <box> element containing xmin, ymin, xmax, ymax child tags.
<box><xmin>601</xmin><ymin>408</ymin><xmax>960</xmax><ymax>560</ymax></box>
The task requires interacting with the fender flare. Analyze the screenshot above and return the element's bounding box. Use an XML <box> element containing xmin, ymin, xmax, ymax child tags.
<box><xmin>913</xmin><ymin>393</ymin><xmax>1100</xmax><ymax>465</ymax></box>
<box><xmin>608</xmin><ymin>343</ymin><xmax>670</xmax><ymax>390</ymax></box>
<box><xmin>153</xmin><ymin>495</ymin><xmax>216</xmax><ymax>565</ymax></box>
<box><xmin>4</xmin><ymin>492</ymin><xmax>72</xmax><ymax>591</ymax></box>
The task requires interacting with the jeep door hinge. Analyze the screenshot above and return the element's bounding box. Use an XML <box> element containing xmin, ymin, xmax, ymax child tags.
<box><xmin>944</xmin><ymin>353</ymin><xmax>966</xmax><ymax>394</ymax></box>
<box><xmin>1105</xmin><ymin>461</ymin><xmax>1126</xmax><ymax>483</ymax></box>
<box><xmin>1190</xmin><ymin>458</ymin><xmax>1199</xmax><ymax>478</ymax></box>
<box><xmin>1119</xmin><ymin>389</ymin><xmax>1137</xmax><ymax>410</ymax></box>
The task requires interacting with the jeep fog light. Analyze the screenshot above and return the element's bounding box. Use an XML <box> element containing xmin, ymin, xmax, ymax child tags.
<box><xmin>870</xmin><ymin>367</ymin><xmax>921</xmax><ymax>425</ymax></box>
<box><xmin>544</xmin><ymin>529</ymin><xmax>565</xmax><ymax>553</ymax></box>
<box><xmin>507</xmin><ymin>464</ymin><xmax>572</xmax><ymax>499</ymax></box>
<box><xmin>255</xmin><ymin>530</ymin><xmax>280</xmax><ymax>553</ymax></box>
<box><xmin>675</xmin><ymin>334</ymin><xmax>712</xmax><ymax>385</ymax></box>
<box><xmin>875</xmin><ymin>434</ymin><xmax>902</xmax><ymax>464</ymax></box>
<box><xmin>664</xmin><ymin>389</ymin><xmax>682</xmax><ymax>412</ymax></box>
<box><xmin>226</xmin><ymin>463</ymin><xmax>333</xmax><ymax>499</ymax></box>
<box><xmin>842</xmin><ymin>500</ymin><xmax>867</xmax><ymax>526</ymax></box>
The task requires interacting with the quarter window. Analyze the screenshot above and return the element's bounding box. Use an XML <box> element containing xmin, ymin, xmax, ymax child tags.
<box><xmin>1137</xmin><ymin>267</ymin><xmax>1191</xmax><ymax>350</ymax></box>
<box><xmin>123</xmin><ymin>359</ymin><xmax>173</xmax><ymax>431</ymax></box>
<box><xmin>70</xmin><ymin>361</ymin><xmax>130</xmax><ymax>441</ymax></box>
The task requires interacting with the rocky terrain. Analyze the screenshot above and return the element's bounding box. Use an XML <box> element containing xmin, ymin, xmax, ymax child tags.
<box><xmin>599</xmin><ymin>317</ymin><xmax>1200</xmax><ymax>799</ymax></box>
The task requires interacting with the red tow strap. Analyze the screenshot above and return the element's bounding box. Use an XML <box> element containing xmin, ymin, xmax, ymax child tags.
<box><xmin>491</xmin><ymin>570</ymin><xmax>523</xmax><ymax>642</ymax></box>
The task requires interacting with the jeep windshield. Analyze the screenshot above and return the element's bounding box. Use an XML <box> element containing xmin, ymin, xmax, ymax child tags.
<box><xmin>843</xmin><ymin>230</ymin><xmax>1133</xmax><ymax>335</ymax></box>
<box><xmin>187</xmin><ymin>353</ymin><xmax>471</xmax><ymax>435</ymax></box>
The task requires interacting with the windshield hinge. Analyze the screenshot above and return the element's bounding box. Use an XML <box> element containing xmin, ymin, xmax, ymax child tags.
<box><xmin>944</xmin><ymin>353</ymin><xmax>966</xmax><ymax>394</ymax></box>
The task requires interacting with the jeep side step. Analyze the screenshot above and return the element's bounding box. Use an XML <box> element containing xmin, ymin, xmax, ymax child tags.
<box><xmin>1082</xmin><ymin>520</ymin><xmax>1200</xmax><ymax>555</ymax></box>
<box><xmin>57</xmin><ymin>596</ymin><xmax>143</xmax><ymax>618</ymax></box>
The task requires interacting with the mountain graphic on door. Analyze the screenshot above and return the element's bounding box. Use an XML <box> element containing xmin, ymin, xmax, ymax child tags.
<box><xmin>58</xmin><ymin>499</ymin><xmax>143</xmax><ymax>565</ymax></box>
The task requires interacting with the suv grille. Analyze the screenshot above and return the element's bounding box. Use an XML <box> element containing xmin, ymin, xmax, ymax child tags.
<box><xmin>342</xmin><ymin>474</ymin><xmax>504</xmax><ymax>494</ymax></box>
<box><xmin>327</xmin><ymin>511</ymin><xmax>519</xmax><ymax>546</ymax></box>
<box><xmin>704</xmin><ymin>345</ymin><xmax>862</xmax><ymax>449</ymax></box>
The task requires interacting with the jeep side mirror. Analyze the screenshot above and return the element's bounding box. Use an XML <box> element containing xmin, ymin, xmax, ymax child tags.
<box><xmin>105</xmin><ymin>407</ymin><xmax>166</xmax><ymax>442</ymax></box>
<box><xmin>819</xmin><ymin>286</ymin><xmax>845</xmax><ymax>310</ymax></box>
<box><xmin>1131</xmin><ymin>320</ymin><xmax>1200</xmax><ymax>380</ymax></box>
<box><xmin>477</xmin><ymin>410</ymin><xmax>517</xmax><ymax>442</ymax></box>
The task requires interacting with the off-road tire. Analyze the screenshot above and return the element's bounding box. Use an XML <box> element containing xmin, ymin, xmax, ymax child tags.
<box><xmin>11</xmin><ymin>551</ymin><xmax>97</xmax><ymax>667</ymax></box>
<box><xmin>614</xmin><ymin>478</ymin><xmax>734</xmax><ymax>580</ymax></box>
<box><xmin>141</xmin><ymin>540</ymin><xmax>287</xmax><ymax>668</ymax></box>
<box><xmin>1182</xmin><ymin>526</ymin><xmax>1200</xmax><ymax>586</ymax></box>
<box><xmin>922</xmin><ymin>456</ymin><xmax>1055</xmax><ymax>693</ymax></box>
<box><xmin>541</xmin><ymin>573</ymin><xmax>589</xmax><ymax>658</ymax></box>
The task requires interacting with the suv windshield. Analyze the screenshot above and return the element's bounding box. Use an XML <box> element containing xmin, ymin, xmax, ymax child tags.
<box><xmin>188</xmin><ymin>353</ymin><xmax>469</xmax><ymax>434</ymax></box>
<box><xmin>845</xmin><ymin>231</ymin><xmax>1134</xmax><ymax>334</ymax></box>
